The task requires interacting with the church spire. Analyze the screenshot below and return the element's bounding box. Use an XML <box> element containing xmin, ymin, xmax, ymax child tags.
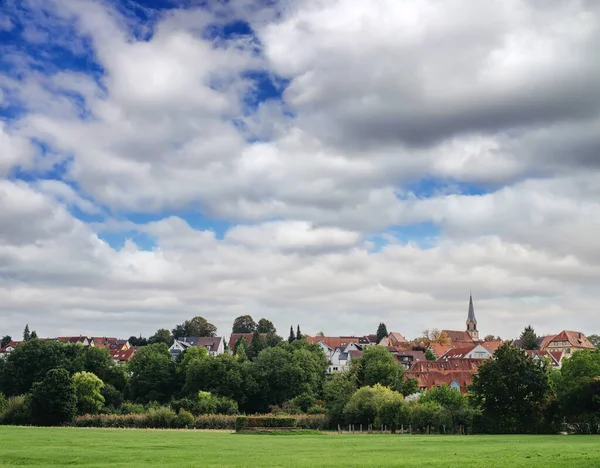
<box><xmin>466</xmin><ymin>293</ymin><xmax>479</xmax><ymax>340</ymax></box>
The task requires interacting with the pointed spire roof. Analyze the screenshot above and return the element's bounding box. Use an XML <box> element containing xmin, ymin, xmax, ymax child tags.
<box><xmin>467</xmin><ymin>294</ymin><xmax>476</xmax><ymax>322</ymax></box>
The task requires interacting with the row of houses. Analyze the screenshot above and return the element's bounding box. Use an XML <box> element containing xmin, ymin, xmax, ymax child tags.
<box><xmin>306</xmin><ymin>296</ymin><xmax>597</xmax><ymax>393</ymax></box>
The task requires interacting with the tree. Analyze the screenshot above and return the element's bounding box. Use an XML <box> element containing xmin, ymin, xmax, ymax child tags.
<box><xmin>233</xmin><ymin>336</ymin><xmax>248</xmax><ymax>355</ymax></box>
<box><xmin>376</xmin><ymin>323</ymin><xmax>388</xmax><ymax>344</ymax></box>
<box><xmin>0</xmin><ymin>339</ymin><xmax>72</xmax><ymax>396</ymax></box>
<box><xmin>587</xmin><ymin>334</ymin><xmax>600</xmax><ymax>348</ymax></box>
<box><xmin>246</xmin><ymin>330</ymin><xmax>267</xmax><ymax>360</ymax></box>
<box><xmin>235</xmin><ymin>342</ymin><xmax>248</xmax><ymax>362</ymax></box>
<box><xmin>257</xmin><ymin>318</ymin><xmax>276</xmax><ymax>335</ymax></box>
<box><xmin>128</xmin><ymin>335</ymin><xmax>147</xmax><ymax>347</ymax></box>
<box><xmin>351</xmin><ymin>346</ymin><xmax>410</xmax><ymax>393</ymax></box>
<box><xmin>1</xmin><ymin>335</ymin><xmax>11</xmax><ymax>348</ymax></box>
<box><xmin>484</xmin><ymin>334</ymin><xmax>499</xmax><ymax>342</ymax></box>
<box><xmin>72</xmin><ymin>371</ymin><xmax>105</xmax><ymax>415</ymax></box>
<box><xmin>316</xmin><ymin>331</ymin><xmax>325</xmax><ymax>337</ymax></box>
<box><xmin>470</xmin><ymin>343</ymin><xmax>553</xmax><ymax>433</ymax></box>
<box><xmin>323</xmin><ymin>372</ymin><xmax>357</xmax><ymax>425</ymax></box>
<box><xmin>172</xmin><ymin>316</ymin><xmax>217</xmax><ymax>338</ymax></box>
<box><xmin>520</xmin><ymin>325</ymin><xmax>539</xmax><ymax>350</ymax></box>
<box><xmin>23</xmin><ymin>325</ymin><xmax>31</xmax><ymax>342</ymax></box>
<box><xmin>30</xmin><ymin>331</ymin><xmax>38</xmax><ymax>339</ymax></box>
<box><xmin>425</xmin><ymin>348</ymin><xmax>436</xmax><ymax>361</ymax></box>
<box><xmin>296</xmin><ymin>325</ymin><xmax>302</xmax><ymax>340</ymax></box>
<box><xmin>288</xmin><ymin>326</ymin><xmax>295</xmax><ymax>343</ymax></box>
<box><xmin>128</xmin><ymin>343</ymin><xmax>176</xmax><ymax>403</ymax></box>
<box><xmin>30</xmin><ymin>368</ymin><xmax>77</xmax><ymax>426</ymax></box>
<box><xmin>148</xmin><ymin>329</ymin><xmax>174</xmax><ymax>346</ymax></box>
<box><xmin>232</xmin><ymin>315</ymin><xmax>257</xmax><ymax>334</ymax></box>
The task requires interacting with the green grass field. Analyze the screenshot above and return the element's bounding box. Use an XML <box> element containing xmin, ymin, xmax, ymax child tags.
<box><xmin>1</xmin><ymin>427</ymin><xmax>599</xmax><ymax>468</ymax></box>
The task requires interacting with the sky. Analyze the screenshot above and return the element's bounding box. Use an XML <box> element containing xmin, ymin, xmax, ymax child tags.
<box><xmin>1</xmin><ymin>0</ymin><xmax>600</xmax><ymax>341</ymax></box>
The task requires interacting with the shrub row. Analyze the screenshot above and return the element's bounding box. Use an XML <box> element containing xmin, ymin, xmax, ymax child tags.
<box><xmin>73</xmin><ymin>410</ymin><xmax>238</xmax><ymax>429</ymax></box>
<box><xmin>70</xmin><ymin>413</ymin><xmax>327</xmax><ymax>431</ymax></box>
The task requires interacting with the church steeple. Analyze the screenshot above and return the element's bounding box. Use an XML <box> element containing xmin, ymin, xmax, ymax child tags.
<box><xmin>466</xmin><ymin>293</ymin><xmax>479</xmax><ymax>340</ymax></box>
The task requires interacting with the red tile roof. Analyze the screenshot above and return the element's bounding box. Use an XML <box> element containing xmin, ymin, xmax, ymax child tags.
<box><xmin>482</xmin><ymin>341</ymin><xmax>504</xmax><ymax>353</ymax></box>
<box><xmin>406</xmin><ymin>359</ymin><xmax>484</xmax><ymax>394</ymax></box>
<box><xmin>388</xmin><ymin>332</ymin><xmax>408</xmax><ymax>344</ymax></box>
<box><xmin>547</xmin><ymin>330</ymin><xmax>596</xmax><ymax>350</ymax></box>
<box><xmin>0</xmin><ymin>340</ymin><xmax>22</xmax><ymax>353</ymax></box>
<box><xmin>306</xmin><ymin>336</ymin><xmax>361</xmax><ymax>350</ymax></box>
<box><xmin>429</xmin><ymin>343</ymin><xmax>452</xmax><ymax>358</ymax></box>
<box><xmin>442</xmin><ymin>330</ymin><xmax>474</xmax><ymax>344</ymax></box>
<box><xmin>110</xmin><ymin>349</ymin><xmax>136</xmax><ymax>362</ymax></box>
<box><xmin>438</xmin><ymin>345</ymin><xmax>478</xmax><ymax>360</ymax></box>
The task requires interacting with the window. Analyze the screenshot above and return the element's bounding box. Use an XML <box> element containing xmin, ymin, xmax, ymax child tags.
<box><xmin>566</xmin><ymin>348</ymin><xmax>571</xmax><ymax>354</ymax></box>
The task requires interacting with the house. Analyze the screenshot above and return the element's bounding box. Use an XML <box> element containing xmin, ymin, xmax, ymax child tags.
<box><xmin>439</xmin><ymin>344</ymin><xmax>492</xmax><ymax>361</ymax></box>
<box><xmin>170</xmin><ymin>336</ymin><xmax>225</xmax><ymax>360</ymax></box>
<box><xmin>229</xmin><ymin>333</ymin><xmax>269</xmax><ymax>350</ymax></box>
<box><xmin>306</xmin><ymin>335</ymin><xmax>362</xmax><ymax>351</ymax></box>
<box><xmin>481</xmin><ymin>341</ymin><xmax>504</xmax><ymax>354</ymax></box>
<box><xmin>90</xmin><ymin>337</ymin><xmax>119</xmax><ymax>348</ymax></box>
<box><xmin>406</xmin><ymin>359</ymin><xmax>484</xmax><ymax>393</ymax></box>
<box><xmin>387</xmin><ymin>332</ymin><xmax>409</xmax><ymax>346</ymax></box>
<box><xmin>359</xmin><ymin>334</ymin><xmax>378</xmax><ymax>346</ymax></box>
<box><xmin>328</xmin><ymin>343</ymin><xmax>363</xmax><ymax>373</ymax></box>
<box><xmin>109</xmin><ymin>348</ymin><xmax>136</xmax><ymax>365</ymax></box>
<box><xmin>0</xmin><ymin>340</ymin><xmax>21</xmax><ymax>356</ymax></box>
<box><xmin>55</xmin><ymin>336</ymin><xmax>91</xmax><ymax>346</ymax></box>
<box><xmin>428</xmin><ymin>342</ymin><xmax>452</xmax><ymax>359</ymax></box>
<box><xmin>109</xmin><ymin>339</ymin><xmax>131</xmax><ymax>351</ymax></box>
<box><xmin>442</xmin><ymin>330</ymin><xmax>476</xmax><ymax>348</ymax></box>
<box><xmin>541</xmin><ymin>330</ymin><xmax>596</xmax><ymax>358</ymax></box>
<box><xmin>525</xmin><ymin>350</ymin><xmax>562</xmax><ymax>368</ymax></box>
<box><xmin>395</xmin><ymin>350</ymin><xmax>426</xmax><ymax>369</ymax></box>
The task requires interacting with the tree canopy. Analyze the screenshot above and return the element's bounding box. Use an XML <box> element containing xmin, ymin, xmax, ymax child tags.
<box><xmin>519</xmin><ymin>325</ymin><xmax>539</xmax><ymax>350</ymax></box>
<box><xmin>172</xmin><ymin>316</ymin><xmax>217</xmax><ymax>338</ymax></box>
<box><xmin>376</xmin><ymin>323</ymin><xmax>388</xmax><ymax>344</ymax></box>
<box><xmin>232</xmin><ymin>315</ymin><xmax>257</xmax><ymax>334</ymax></box>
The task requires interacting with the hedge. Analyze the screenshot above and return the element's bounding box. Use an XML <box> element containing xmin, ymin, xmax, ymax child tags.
<box><xmin>72</xmin><ymin>413</ymin><xmax>326</xmax><ymax>431</ymax></box>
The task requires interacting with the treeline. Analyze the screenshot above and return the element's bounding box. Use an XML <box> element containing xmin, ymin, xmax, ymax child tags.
<box><xmin>2</xmin><ymin>336</ymin><xmax>600</xmax><ymax>433</ymax></box>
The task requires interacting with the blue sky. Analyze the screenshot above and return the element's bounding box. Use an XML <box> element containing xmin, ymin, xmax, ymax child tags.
<box><xmin>1</xmin><ymin>0</ymin><xmax>599</xmax><ymax>340</ymax></box>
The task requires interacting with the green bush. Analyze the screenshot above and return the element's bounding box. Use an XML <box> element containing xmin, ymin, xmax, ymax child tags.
<box><xmin>216</xmin><ymin>397</ymin><xmax>239</xmax><ymax>415</ymax></box>
<box><xmin>0</xmin><ymin>395</ymin><xmax>31</xmax><ymax>426</ymax></box>
<box><xmin>120</xmin><ymin>402</ymin><xmax>145</xmax><ymax>414</ymax></box>
<box><xmin>235</xmin><ymin>416</ymin><xmax>248</xmax><ymax>432</ymax></box>
<box><xmin>147</xmin><ymin>407</ymin><xmax>177</xmax><ymax>428</ymax></box>
<box><xmin>247</xmin><ymin>416</ymin><xmax>297</xmax><ymax>428</ymax></box>
<box><xmin>295</xmin><ymin>414</ymin><xmax>328</xmax><ymax>430</ymax></box>
<box><xmin>194</xmin><ymin>415</ymin><xmax>237</xmax><ymax>430</ymax></box>
<box><xmin>174</xmin><ymin>409</ymin><xmax>194</xmax><ymax>428</ymax></box>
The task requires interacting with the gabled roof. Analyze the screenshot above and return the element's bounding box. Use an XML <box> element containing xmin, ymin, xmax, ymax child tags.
<box><xmin>438</xmin><ymin>345</ymin><xmax>478</xmax><ymax>360</ymax></box>
<box><xmin>395</xmin><ymin>350</ymin><xmax>426</xmax><ymax>361</ymax></box>
<box><xmin>548</xmin><ymin>331</ymin><xmax>596</xmax><ymax>349</ymax></box>
<box><xmin>110</xmin><ymin>349</ymin><xmax>136</xmax><ymax>362</ymax></box>
<box><xmin>348</xmin><ymin>350</ymin><xmax>363</xmax><ymax>359</ymax></box>
<box><xmin>177</xmin><ymin>336</ymin><xmax>223</xmax><ymax>351</ymax></box>
<box><xmin>56</xmin><ymin>336</ymin><xmax>89</xmax><ymax>343</ymax></box>
<box><xmin>429</xmin><ymin>343</ymin><xmax>452</xmax><ymax>358</ymax></box>
<box><xmin>306</xmin><ymin>336</ymin><xmax>361</xmax><ymax>350</ymax></box>
<box><xmin>442</xmin><ymin>330</ymin><xmax>474</xmax><ymax>345</ymax></box>
<box><xmin>481</xmin><ymin>341</ymin><xmax>504</xmax><ymax>353</ymax></box>
<box><xmin>388</xmin><ymin>332</ymin><xmax>408</xmax><ymax>344</ymax></box>
<box><xmin>525</xmin><ymin>350</ymin><xmax>561</xmax><ymax>367</ymax></box>
<box><xmin>0</xmin><ymin>340</ymin><xmax>22</xmax><ymax>353</ymax></box>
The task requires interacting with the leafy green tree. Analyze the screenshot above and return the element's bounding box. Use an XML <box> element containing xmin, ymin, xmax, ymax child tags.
<box><xmin>425</xmin><ymin>348</ymin><xmax>436</xmax><ymax>361</ymax></box>
<box><xmin>587</xmin><ymin>334</ymin><xmax>600</xmax><ymax>348</ymax></box>
<box><xmin>351</xmin><ymin>346</ymin><xmax>414</xmax><ymax>394</ymax></box>
<box><xmin>289</xmin><ymin>392</ymin><xmax>316</xmax><ymax>413</ymax></box>
<box><xmin>375</xmin><ymin>386</ymin><xmax>407</xmax><ymax>432</ymax></box>
<box><xmin>323</xmin><ymin>372</ymin><xmax>357</xmax><ymax>425</ymax></box>
<box><xmin>23</xmin><ymin>325</ymin><xmax>31</xmax><ymax>342</ymax></box>
<box><xmin>470</xmin><ymin>343</ymin><xmax>553</xmax><ymax>433</ymax></box>
<box><xmin>172</xmin><ymin>316</ymin><xmax>217</xmax><ymax>338</ymax></box>
<box><xmin>128</xmin><ymin>343</ymin><xmax>176</xmax><ymax>403</ymax></box>
<box><xmin>196</xmin><ymin>391</ymin><xmax>218</xmax><ymax>414</ymax></box>
<box><xmin>232</xmin><ymin>315</ymin><xmax>257</xmax><ymax>333</ymax></box>
<box><xmin>257</xmin><ymin>319</ymin><xmax>277</xmax><ymax>335</ymax></box>
<box><xmin>235</xmin><ymin>340</ymin><xmax>248</xmax><ymax>362</ymax></box>
<box><xmin>72</xmin><ymin>371</ymin><xmax>105</xmax><ymax>415</ymax></box>
<box><xmin>30</xmin><ymin>368</ymin><xmax>77</xmax><ymax>426</ymax></box>
<box><xmin>184</xmin><ymin>353</ymin><xmax>249</xmax><ymax>407</ymax></box>
<box><xmin>0</xmin><ymin>339</ymin><xmax>70</xmax><ymax>396</ymax></box>
<box><xmin>519</xmin><ymin>325</ymin><xmax>539</xmax><ymax>350</ymax></box>
<box><xmin>246</xmin><ymin>330</ymin><xmax>267</xmax><ymax>360</ymax></box>
<box><xmin>265</xmin><ymin>333</ymin><xmax>283</xmax><ymax>348</ymax></box>
<box><xmin>288</xmin><ymin>326</ymin><xmax>295</xmax><ymax>343</ymax></box>
<box><xmin>178</xmin><ymin>346</ymin><xmax>209</xmax><ymax>380</ymax></box>
<box><xmin>128</xmin><ymin>335</ymin><xmax>148</xmax><ymax>347</ymax></box>
<box><xmin>233</xmin><ymin>336</ymin><xmax>248</xmax><ymax>355</ymax></box>
<box><xmin>249</xmin><ymin>342</ymin><xmax>328</xmax><ymax>412</ymax></box>
<box><xmin>101</xmin><ymin>383</ymin><xmax>123</xmax><ymax>410</ymax></box>
<box><xmin>376</xmin><ymin>323</ymin><xmax>388</xmax><ymax>344</ymax></box>
<box><xmin>148</xmin><ymin>329</ymin><xmax>174</xmax><ymax>346</ymax></box>
<box><xmin>1</xmin><ymin>335</ymin><xmax>10</xmax><ymax>348</ymax></box>
<box><xmin>343</xmin><ymin>385</ymin><xmax>379</xmax><ymax>425</ymax></box>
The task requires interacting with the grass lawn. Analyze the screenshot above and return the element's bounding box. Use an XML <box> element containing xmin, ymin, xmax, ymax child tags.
<box><xmin>1</xmin><ymin>427</ymin><xmax>599</xmax><ymax>468</ymax></box>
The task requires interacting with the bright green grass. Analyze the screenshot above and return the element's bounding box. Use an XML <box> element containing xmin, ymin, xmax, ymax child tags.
<box><xmin>1</xmin><ymin>427</ymin><xmax>599</xmax><ymax>468</ymax></box>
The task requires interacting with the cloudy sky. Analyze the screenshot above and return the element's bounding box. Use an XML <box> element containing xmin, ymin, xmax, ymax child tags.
<box><xmin>1</xmin><ymin>0</ymin><xmax>599</xmax><ymax>341</ymax></box>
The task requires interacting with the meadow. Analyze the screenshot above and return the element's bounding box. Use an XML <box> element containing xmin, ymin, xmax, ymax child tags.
<box><xmin>0</xmin><ymin>426</ymin><xmax>599</xmax><ymax>468</ymax></box>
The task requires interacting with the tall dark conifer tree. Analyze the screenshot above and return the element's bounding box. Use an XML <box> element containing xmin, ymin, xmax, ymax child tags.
<box><xmin>288</xmin><ymin>326</ymin><xmax>295</xmax><ymax>343</ymax></box>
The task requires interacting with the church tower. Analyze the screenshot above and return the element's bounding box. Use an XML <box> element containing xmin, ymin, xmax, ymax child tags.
<box><xmin>466</xmin><ymin>294</ymin><xmax>479</xmax><ymax>340</ymax></box>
